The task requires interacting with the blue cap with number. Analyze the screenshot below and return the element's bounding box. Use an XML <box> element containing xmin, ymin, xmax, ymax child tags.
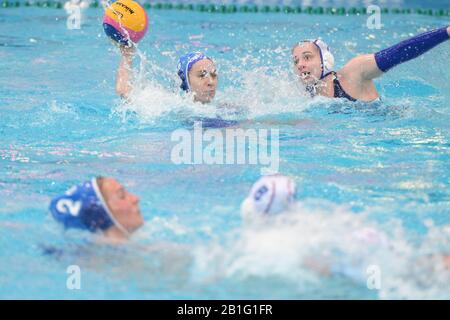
<box><xmin>49</xmin><ymin>178</ymin><xmax>127</xmax><ymax>234</ymax></box>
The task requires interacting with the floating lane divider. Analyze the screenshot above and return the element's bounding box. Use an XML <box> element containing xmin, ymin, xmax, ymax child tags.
<box><xmin>1</xmin><ymin>1</ymin><xmax>449</xmax><ymax>16</ymax></box>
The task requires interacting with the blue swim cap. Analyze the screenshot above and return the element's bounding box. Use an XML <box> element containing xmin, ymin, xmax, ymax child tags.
<box><xmin>177</xmin><ymin>52</ymin><xmax>210</xmax><ymax>92</ymax></box>
<box><xmin>49</xmin><ymin>178</ymin><xmax>129</xmax><ymax>235</ymax></box>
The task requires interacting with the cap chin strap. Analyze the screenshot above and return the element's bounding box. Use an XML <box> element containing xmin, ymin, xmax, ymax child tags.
<box><xmin>305</xmin><ymin>75</ymin><xmax>324</xmax><ymax>97</ymax></box>
<box><xmin>305</xmin><ymin>70</ymin><xmax>335</xmax><ymax>97</ymax></box>
<box><xmin>305</xmin><ymin>83</ymin><xmax>317</xmax><ymax>97</ymax></box>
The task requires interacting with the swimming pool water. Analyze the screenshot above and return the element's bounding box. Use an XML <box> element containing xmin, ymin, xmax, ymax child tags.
<box><xmin>0</xmin><ymin>3</ymin><xmax>449</xmax><ymax>299</ymax></box>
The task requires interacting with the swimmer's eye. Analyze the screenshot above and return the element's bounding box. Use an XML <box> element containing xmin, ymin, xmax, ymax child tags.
<box><xmin>293</xmin><ymin>57</ymin><xmax>299</xmax><ymax>65</ymax></box>
<box><xmin>303</xmin><ymin>54</ymin><xmax>312</xmax><ymax>61</ymax></box>
<box><xmin>198</xmin><ymin>70</ymin><xmax>217</xmax><ymax>79</ymax></box>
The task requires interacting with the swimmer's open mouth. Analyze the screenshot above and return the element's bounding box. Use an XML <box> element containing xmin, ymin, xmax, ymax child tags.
<box><xmin>300</xmin><ymin>72</ymin><xmax>311</xmax><ymax>79</ymax></box>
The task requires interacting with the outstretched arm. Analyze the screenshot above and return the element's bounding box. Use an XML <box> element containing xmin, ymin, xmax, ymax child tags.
<box><xmin>342</xmin><ymin>26</ymin><xmax>450</xmax><ymax>82</ymax></box>
<box><xmin>116</xmin><ymin>45</ymin><xmax>135</xmax><ymax>99</ymax></box>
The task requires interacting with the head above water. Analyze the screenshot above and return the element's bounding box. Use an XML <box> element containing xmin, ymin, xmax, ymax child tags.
<box><xmin>241</xmin><ymin>174</ymin><xmax>297</xmax><ymax>221</ymax></box>
<box><xmin>177</xmin><ymin>52</ymin><xmax>218</xmax><ymax>104</ymax></box>
<box><xmin>292</xmin><ymin>39</ymin><xmax>334</xmax><ymax>85</ymax></box>
<box><xmin>49</xmin><ymin>177</ymin><xmax>144</xmax><ymax>239</ymax></box>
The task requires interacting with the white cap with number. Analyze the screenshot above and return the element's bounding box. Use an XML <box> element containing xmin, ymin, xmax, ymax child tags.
<box><xmin>241</xmin><ymin>175</ymin><xmax>296</xmax><ymax>219</ymax></box>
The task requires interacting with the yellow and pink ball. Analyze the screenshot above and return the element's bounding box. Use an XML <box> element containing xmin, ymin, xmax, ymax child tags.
<box><xmin>103</xmin><ymin>0</ymin><xmax>148</xmax><ymax>45</ymax></box>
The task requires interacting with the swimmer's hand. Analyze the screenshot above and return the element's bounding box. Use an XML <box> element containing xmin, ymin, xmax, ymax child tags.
<box><xmin>119</xmin><ymin>43</ymin><xmax>136</xmax><ymax>58</ymax></box>
<box><xmin>109</xmin><ymin>39</ymin><xmax>135</xmax><ymax>55</ymax></box>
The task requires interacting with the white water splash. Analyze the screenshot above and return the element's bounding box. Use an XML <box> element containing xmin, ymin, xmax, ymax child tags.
<box><xmin>190</xmin><ymin>199</ymin><xmax>450</xmax><ymax>299</ymax></box>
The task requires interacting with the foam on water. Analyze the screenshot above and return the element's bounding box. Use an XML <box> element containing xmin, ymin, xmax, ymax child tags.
<box><xmin>113</xmin><ymin>51</ymin><xmax>323</xmax><ymax>126</ymax></box>
<box><xmin>190</xmin><ymin>200</ymin><xmax>450</xmax><ymax>299</ymax></box>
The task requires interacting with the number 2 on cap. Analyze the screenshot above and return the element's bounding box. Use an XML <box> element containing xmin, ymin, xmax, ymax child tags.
<box><xmin>56</xmin><ymin>199</ymin><xmax>82</xmax><ymax>217</ymax></box>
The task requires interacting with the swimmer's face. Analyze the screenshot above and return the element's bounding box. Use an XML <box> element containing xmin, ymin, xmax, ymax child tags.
<box><xmin>98</xmin><ymin>177</ymin><xmax>144</xmax><ymax>234</ymax></box>
<box><xmin>188</xmin><ymin>59</ymin><xmax>218</xmax><ymax>104</ymax></box>
<box><xmin>292</xmin><ymin>42</ymin><xmax>323</xmax><ymax>84</ymax></box>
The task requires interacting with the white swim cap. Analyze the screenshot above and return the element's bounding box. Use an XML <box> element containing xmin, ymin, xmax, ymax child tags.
<box><xmin>241</xmin><ymin>175</ymin><xmax>297</xmax><ymax>217</ymax></box>
<box><xmin>298</xmin><ymin>39</ymin><xmax>334</xmax><ymax>79</ymax></box>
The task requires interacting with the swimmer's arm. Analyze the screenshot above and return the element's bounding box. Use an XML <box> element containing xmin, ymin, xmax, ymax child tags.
<box><xmin>116</xmin><ymin>46</ymin><xmax>135</xmax><ymax>99</ymax></box>
<box><xmin>341</xmin><ymin>26</ymin><xmax>450</xmax><ymax>82</ymax></box>
<box><xmin>340</xmin><ymin>54</ymin><xmax>382</xmax><ymax>82</ymax></box>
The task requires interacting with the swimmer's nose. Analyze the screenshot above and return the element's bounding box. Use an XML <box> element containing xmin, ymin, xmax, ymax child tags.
<box><xmin>206</xmin><ymin>77</ymin><xmax>215</xmax><ymax>87</ymax></box>
<box><xmin>131</xmin><ymin>193</ymin><xmax>139</xmax><ymax>204</ymax></box>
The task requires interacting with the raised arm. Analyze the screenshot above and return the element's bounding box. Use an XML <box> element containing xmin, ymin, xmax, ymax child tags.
<box><xmin>341</xmin><ymin>26</ymin><xmax>450</xmax><ymax>82</ymax></box>
<box><xmin>116</xmin><ymin>45</ymin><xmax>135</xmax><ymax>99</ymax></box>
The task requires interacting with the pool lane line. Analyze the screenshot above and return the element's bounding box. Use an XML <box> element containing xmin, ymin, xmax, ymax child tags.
<box><xmin>1</xmin><ymin>1</ymin><xmax>449</xmax><ymax>17</ymax></box>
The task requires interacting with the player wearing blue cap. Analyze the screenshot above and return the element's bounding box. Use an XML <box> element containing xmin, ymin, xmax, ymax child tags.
<box><xmin>292</xmin><ymin>26</ymin><xmax>450</xmax><ymax>102</ymax></box>
<box><xmin>115</xmin><ymin>45</ymin><xmax>240</xmax><ymax>128</ymax></box>
<box><xmin>177</xmin><ymin>52</ymin><xmax>218</xmax><ymax>104</ymax></box>
<box><xmin>116</xmin><ymin>46</ymin><xmax>217</xmax><ymax>104</ymax></box>
<box><xmin>49</xmin><ymin>177</ymin><xmax>144</xmax><ymax>240</ymax></box>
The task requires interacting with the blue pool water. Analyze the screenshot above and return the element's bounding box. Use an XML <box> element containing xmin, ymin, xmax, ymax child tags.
<box><xmin>0</xmin><ymin>3</ymin><xmax>449</xmax><ymax>299</ymax></box>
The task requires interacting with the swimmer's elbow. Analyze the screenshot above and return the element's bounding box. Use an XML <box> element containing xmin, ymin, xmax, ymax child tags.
<box><xmin>118</xmin><ymin>93</ymin><xmax>129</xmax><ymax>100</ymax></box>
<box><xmin>116</xmin><ymin>89</ymin><xmax>128</xmax><ymax>99</ymax></box>
<box><xmin>362</xmin><ymin>54</ymin><xmax>384</xmax><ymax>80</ymax></box>
<box><xmin>116</xmin><ymin>82</ymin><xmax>131</xmax><ymax>99</ymax></box>
<box><xmin>116</xmin><ymin>88</ymin><xmax>127</xmax><ymax>98</ymax></box>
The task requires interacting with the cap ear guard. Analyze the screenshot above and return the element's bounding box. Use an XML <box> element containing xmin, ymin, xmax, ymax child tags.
<box><xmin>321</xmin><ymin>48</ymin><xmax>334</xmax><ymax>77</ymax></box>
<box><xmin>177</xmin><ymin>61</ymin><xmax>189</xmax><ymax>91</ymax></box>
<box><xmin>313</xmin><ymin>39</ymin><xmax>334</xmax><ymax>79</ymax></box>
